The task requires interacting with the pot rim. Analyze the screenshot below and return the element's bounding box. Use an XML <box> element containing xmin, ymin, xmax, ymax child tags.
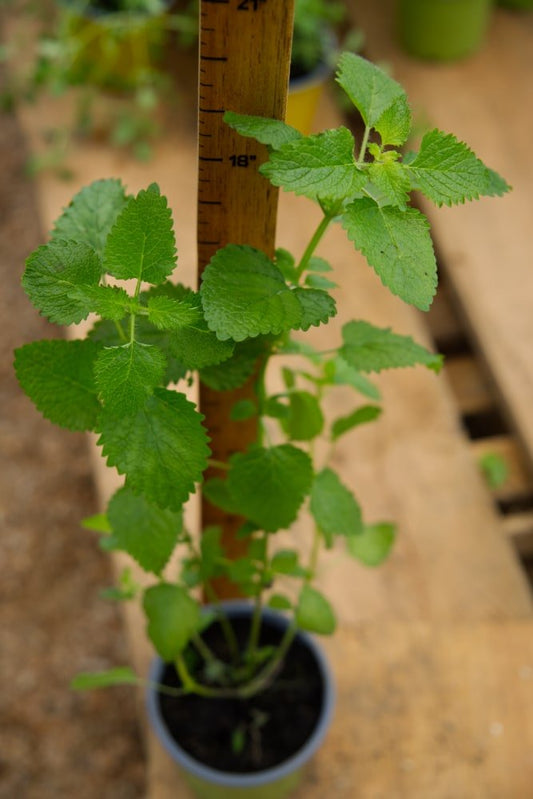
<box><xmin>146</xmin><ymin>600</ymin><xmax>336</xmax><ymax>789</ymax></box>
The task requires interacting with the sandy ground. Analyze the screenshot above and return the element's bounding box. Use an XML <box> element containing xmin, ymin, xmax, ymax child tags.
<box><xmin>0</xmin><ymin>78</ymin><xmax>146</xmax><ymax>798</ymax></box>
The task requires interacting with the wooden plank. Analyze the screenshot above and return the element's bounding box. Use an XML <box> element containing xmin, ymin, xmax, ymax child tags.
<box><xmin>444</xmin><ymin>354</ymin><xmax>495</xmax><ymax>416</ymax></box>
<box><xmin>347</xmin><ymin>2</ymin><xmax>533</xmax><ymax>475</ymax></box>
<box><xmin>149</xmin><ymin>621</ymin><xmax>533</xmax><ymax>798</ymax></box>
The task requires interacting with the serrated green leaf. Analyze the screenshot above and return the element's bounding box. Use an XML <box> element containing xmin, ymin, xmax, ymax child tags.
<box><xmin>331</xmin><ymin>405</ymin><xmax>382</xmax><ymax>441</ymax></box>
<box><xmin>228</xmin><ymin>444</ymin><xmax>313</xmax><ymax>532</ymax></box>
<box><xmin>224</xmin><ymin>111</ymin><xmax>302</xmax><ymax>149</ymax></box>
<box><xmin>336</xmin><ymin>52</ymin><xmax>406</xmax><ymax>129</ymax></box>
<box><xmin>280</xmin><ymin>390</ymin><xmax>324</xmax><ymax>441</ymax></box>
<box><xmin>200</xmin><ymin>338</ymin><xmax>264</xmax><ymax>392</ymax></box>
<box><xmin>310</xmin><ymin>468</ymin><xmax>363</xmax><ymax>541</ymax></box>
<box><xmin>69</xmin><ymin>285</ymin><xmax>131</xmax><ymax>321</ymax></box>
<box><xmin>325</xmin><ymin>357</ymin><xmax>381</xmax><ymax>400</ymax></box>
<box><xmin>405</xmin><ymin>129</ymin><xmax>509</xmax><ymax>206</ymax></box>
<box><xmin>169</xmin><ymin>318</ymin><xmax>235</xmax><ymax>370</ymax></box>
<box><xmin>143</xmin><ymin>583</ymin><xmax>201</xmax><ymax>661</ymax></box>
<box><xmin>14</xmin><ymin>339</ymin><xmax>100</xmax><ymax>431</ymax></box>
<box><xmin>342</xmin><ymin>198</ymin><xmax>437</xmax><ymax>310</ymax></box>
<box><xmin>51</xmin><ymin>178</ymin><xmax>129</xmax><ymax>256</ymax></box>
<box><xmin>94</xmin><ymin>342</ymin><xmax>166</xmax><ymax>415</ymax></box>
<box><xmin>201</xmin><ymin>244</ymin><xmax>302</xmax><ymax>341</ymax></box>
<box><xmin>296</xmin><ymin>585</ymin><xmax>336</xmax><ymax>635</ymax></box>
<box><xmin>367</xmin><ymin>159</ymin><xmax>411</xmax><ymax>209</ymax></box>
<box><xmin>292</xmin><ymin>287</ymin><xmax>337</xmax><ymax>330</ymax></box>
<box><xmin>107</xmin><ymin>486</ymin><xmax>182</xmax><ymax>575</ymax></box>
<box><xmin>71</xmin><ymin>666</ymin><xmax>138</xmax><ymax>691</ymax></box>
<box><xmin>347</xmin><ymin>522</ymin><xmax>396</xmax><ymax>566</ymax></box>
<box><xmin>104</xmin><ymin>184</ymin><xmax>177</xmax><ymax>284</ymax></box>
<box><xmin>98</xmin><ymin>388</ymin><xmax>210</xmax><ymax>511</ymax></box>
<box><xmin>341</xmin><ymin>320</ymin><xmax>443</xmax><ymax>373</ymax></box>
<box><xmin>260</xmin><ymin>127</ymin><xmax>366</xmax><ymax>201</ymax></box>
<box><xmin>147</xmin><ymin>295</ymin><xmax>201</xmax><ymax>331</ymax></box>
<box><xmin>374</xmin><ymin>94</ymin><xmax>412</xmax><ymax>146</ymax></box>
<box><xmin>22</xmin><ymin>240</ymin><xmax>102</xmax><ymax>325</ymax></box>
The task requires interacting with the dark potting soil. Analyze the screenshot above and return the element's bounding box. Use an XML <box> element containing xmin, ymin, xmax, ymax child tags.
<box><xmin>158</xmin><ymin>616</ymin><xmax>325</xmax><ymax>774</ymax></box>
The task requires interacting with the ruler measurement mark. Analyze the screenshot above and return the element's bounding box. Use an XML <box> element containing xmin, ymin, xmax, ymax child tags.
<box><xmin>200</xmin><ymin>55</ymin><xmax>228</xmax><ymax>62</ymax></box>
<box><xmin>199</xmin><ymin>156</ymin><xmax>224</xmax><ymax>162</ymax></box>
<box><xmin>199</xmin><ymin>200</ymin><xmax>222</xmax><ymax>205</ymax></box>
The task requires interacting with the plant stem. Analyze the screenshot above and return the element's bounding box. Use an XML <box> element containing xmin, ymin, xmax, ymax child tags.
<box><xmin>357</xmin><ymin>124</ymin><xmax>371</xmax><ymax>164</ymax></box>
<box><xmin>206</xmin><ymin>458</ymin><xmax>230</xmax><ymax>471</ymax></box>
<box><xmin>245</xmin><ymin>532</ymin><xmax>269</xmax><ymax>666</ymax></box>
<box><xmin>204</xmin><ymin>582</ymin><xmax>240</xmax><ymax>663</ymax></box>
<box><xmin>294</xmin><ymin>211</ymin><xmax>335</xmax><ymax>284</ymax></box>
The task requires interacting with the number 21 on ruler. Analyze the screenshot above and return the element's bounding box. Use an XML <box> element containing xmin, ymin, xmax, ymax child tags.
<box><xmin>237</xmin><ymin>0</ymin><xmax>266</xmax><ymax>10</ymax></box>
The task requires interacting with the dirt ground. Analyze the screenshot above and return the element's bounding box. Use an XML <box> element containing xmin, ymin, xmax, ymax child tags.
<box><xmin>0</xmin><ymin>78</ymin><xmax>146</xmax><ymax>798</ymax></box>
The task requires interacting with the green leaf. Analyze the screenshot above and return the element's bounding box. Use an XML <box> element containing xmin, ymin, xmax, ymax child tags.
<box><xmin>95</xmin><ymin>342</ymin><xmax>166</xmax><ymax>415</ymax></box>
<box><xmin>51</xmin><ymin>178</ymin><xmax>129</xmax><ymax>256</ymax></box>
<box><xmin>331</xmin><ymin>405</ymin><xmax>382</xmax><ymax>441</ymax></box>
<box><xmin>341</xmin><ymin>320</ymin><xmax>443</xmax><ymax>373</ymax></box>
<box><xmin>104</xmin><ymin>184</ymin><xmax>177</xmax><ymax>284</ymax></box>
<box><xmin>292</xmin><ymin>287</ymin><xmax>337</xmax><ymax>331</ymax></box>
<box><xmin>200</xmin><ymin>339</ymin><xmax>265</xmax><ymax>391</ymax></box>
<box><xmin>228</xmin><ymin>444</ymin><xmax>313</xmax><ymax>532</ymax></box>
<box><xmin>304</xmin><ymin>273</ymin><xmax>337</xmax><ymax>290</ymax></box>
<box><xmin>98</xmin><ymin>388</ymin><xmax>210</xmax><ymax>511</ymax></box>
<box><xmin>324</xmin><ymin>358</ymin><xmax>381</xmax><ymax>400</ymax></box>
<box><xmin>275</xmin><ymin>248</ymin><xmax>298</xmax><ymax>284</ymax></box>
<box><xmin>202</xmin><ymin>478</ymin><xmax>241</xmax><ymax>515</ymax></box>
<box><xmin>310</xmin><ymin>468</ymin><xmax>363</xmax><ymax>541</ymax></box>
<box><xmin>347</xmin><ymin>522</ymin><xmax>396</xmax><ymax>566</ymax></box>
<box><xmin>479</xmin><ymin>452</ymin><xmax>509</xmax><ymax>490</ymax></box>
<box><xmin>342</xmin><ymin>198</ymin><xmax>437</xmax><ymax>310</ymax></box>
<box><xmin>143</xmin><ymin>583</ymin><xmax>201</xmax><ymax>661</ymax></box>
<box><xmin>296</xmin><ymin>585</ymin><xmax>336</xmax><ymax>635</ymax></box>
<box><xmin>307</xmin><ymin>256</ymin><xmax>333</xmax><ymax>273</ymax></box>
<box><xmin>336</xmin><ymin>52</ymin><xmax>406</xmax><ymax>129</ymax></box>
<box><xmin>260</xmin><ymin>127</ymin><xmax>366</xmax><ymax>201</ymax></box>
<box><xmin>147</xmin><ymin>295</ymin><xmax>201</xmax><ymax>331</ymax></box>
<box><xmin>224</xmin><ymin>111</ymin><xmax>301</xmax><ymax>149</ymax></box>
<box><xmin>107</xmin><ymin>486</ymin><xmax>182</xmax><ymax>575</ymax></box>
<box><xmin>22</xmin><ymin>240</ymin><xmax>102</xmax><ymax>325</ymax></box>
<box><xmin>280</xmin><ymin>390</ymin><xmax>324</xmax><ymax>441</ymax></box>
<box><xmin>270</xmin><ymin>549</ymin><xmax>305</xmax><ymax>577</ymax></box>
<box><xmin>69</xmin><ymin>285</ymin><xmax>131</xmax><ymax>321</ymax></box>
<box><xmin>230</xmin><ymin>399</ymin><xmax>257</xmax><ymax>421</ymax></box>
<box><xmin>374</xmin><ymin>94</ymin><xmax>412</xmax><ymax>147</ymax></box>
<box><xmin>71</xmin><ymin>666</ymin><xmax>138</xmax><ymax>691</ymax></box>
<box><xmin>169</xmin><ymin>318</ymin><xmax>235</xmax><ymax>370</ymax></box>
<box><xmin>405</xmin><ymin>129</ymin><xmax>510</xmax><ymax>206</ymax></box>
<box><xmin>200</xmin><ymin>526</ymin><xmax>225</xmax><ymax>581</ymax></box>
<box><xmin>267</xmin><ymin>594</ymin><xmax>292</xmax><ymax>611</ymax></box>
<box><xmin>367</xmin><ymin>158</ymin><xmax>411</xmax><ymax>210</ymax></box>
<box><xmin>201</xmin><ymin>244</ymin><xmax>302</xmax><ymax>341</ymax></box>
<box><xmin>14</xmin><ymin>339</ymin><xmax>100</xmax><ymax>431</ymax></box>
<box><xmin>81</xmin><ymin>513</ymin><xmax>111</xmax><ymax>533</ymax></box>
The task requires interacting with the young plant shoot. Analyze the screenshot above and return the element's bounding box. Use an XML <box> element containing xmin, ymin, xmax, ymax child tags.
<box><xmin>15</xmin><ymin>54</ymin><xmax>507</xmax><ymax>701</ymax></box>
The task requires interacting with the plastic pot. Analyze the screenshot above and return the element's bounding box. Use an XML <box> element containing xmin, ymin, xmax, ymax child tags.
<box><xmin>286</xmin><ymin>59</ymin><xmax>333</xmax><ymax>136</ymax></box>
<box><xmin>146</xmin><ymin>601</ymin><xmax>335</xmax><ymax>799</ymax></box>
<box><xmin>398</xmin><ymin>0</ymin><xmax>492</xmax><ymax>61</ymax></box>
<box><xmin>57</xmin><ymin>0</ymin><xmax>172</xmax><ymax>90</ymax></box>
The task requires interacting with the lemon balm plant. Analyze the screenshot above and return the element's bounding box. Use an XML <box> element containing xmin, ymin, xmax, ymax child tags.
<box><xmin>14</xmin><ymin>53</ymin><xmax>507</xmax><ymax>793</ymax></box>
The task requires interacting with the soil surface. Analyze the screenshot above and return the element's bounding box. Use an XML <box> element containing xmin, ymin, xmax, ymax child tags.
<box><xmin>0</xmin><ymin>73</ymin><xmax>145</xmax><ymax>798</ymax></box>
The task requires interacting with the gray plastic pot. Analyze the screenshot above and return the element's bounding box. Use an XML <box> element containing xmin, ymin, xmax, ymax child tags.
<box><xmin>146</xmin><ymin>601</ymin><xmax>335</xmax><ymax>799</ymax></box>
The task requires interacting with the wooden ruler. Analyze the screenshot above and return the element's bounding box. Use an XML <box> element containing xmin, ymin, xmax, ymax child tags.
<box><xmin>197</xmin><ymin>0</ymin><xmax>295</xmax><ymax>597</ymax></box>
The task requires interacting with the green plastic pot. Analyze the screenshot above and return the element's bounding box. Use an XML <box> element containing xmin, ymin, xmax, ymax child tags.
<box><xmin>146</xmin><ymin>602</ymin><xmax>335</xmax><ymax>799</ymax></box>
<box><xmin>398</xmin><ymin>0</ymin><xmax>493</xmax><ymax>61</ymax></box>
<box><xmin>57</xmin><ymin>0</ymin><xmax>171</xmax><ymax>90</ymax></box>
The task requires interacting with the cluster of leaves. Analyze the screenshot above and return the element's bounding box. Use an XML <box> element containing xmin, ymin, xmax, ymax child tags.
<box><xmin>15</xmin><ymin>54</ymin><xmax>506</xmax><ymax>694</ymax></box>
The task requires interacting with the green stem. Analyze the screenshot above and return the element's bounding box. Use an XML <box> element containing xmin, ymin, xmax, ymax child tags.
<box><xmin>192</xmin><ymin>633</ymin><xmax>218</xmax><ymax>664</ymax></box>
<box><xmin>245</xmin><ymin>532</ymin><xmax>269</xmax><ymax>665</ymax></box>
<box><xmin>357</xmin><ymin>124</ymin><xmax>371</xmax><ymax>165</ymax></box>
<box><xmin>204</xmin><ymin>583</ymin><xmax>240</xmax><ymax>663</ymax></box>
<box><xmin>206</xmin><ymin>458</ymin><xmax>230</xmax><ymax>472</ymax></box>
<box><xmin>294</xmin><ymin>212</ymin><xmax>335</xmax><ymax>284</ymax></box>
<box><xmin>113</xmin><ymin>319</ymin><xmax>128</xmax><ymax>343</ymax></box>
